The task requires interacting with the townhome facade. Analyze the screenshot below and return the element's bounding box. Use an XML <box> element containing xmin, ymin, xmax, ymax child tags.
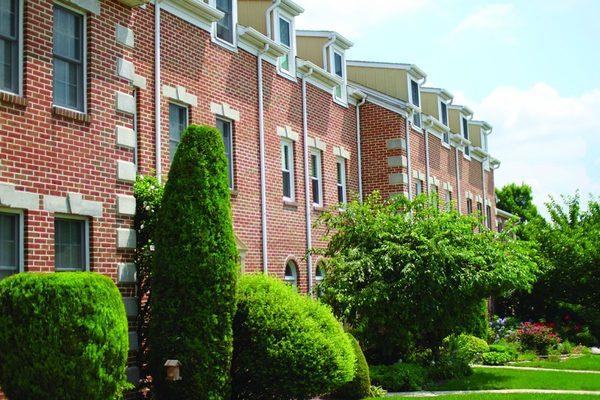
<box><xmin>0</xmin><ymin>0</ymin><xmax>503</xmax><ymax>397</ymax></box>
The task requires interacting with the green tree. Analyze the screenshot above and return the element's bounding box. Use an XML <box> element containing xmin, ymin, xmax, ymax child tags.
<box><xmin>148</xmin><ymin>125</ymin><xmax>238</xmax><ymax>399</ymax></box>
<box><xmin>316</xmin><ymin>193</ymin><xmax>538</xmax><ymax>364</ymax></box>
<box><xmin>495</xmin><ymin>183</ymin><xmax>540</xmax><ymax>223</ymax></box>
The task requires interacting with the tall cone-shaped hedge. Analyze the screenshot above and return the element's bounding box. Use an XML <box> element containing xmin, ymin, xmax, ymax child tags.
<box><xmin>148</xmin><ymin>125</ymin><xmax>238</xmax><ymax>399</ymax></box>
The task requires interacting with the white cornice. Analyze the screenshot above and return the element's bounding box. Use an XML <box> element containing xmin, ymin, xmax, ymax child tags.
<box><xmin>238</xmin><ymin>26</ymin><xmax>287</xmax><ymax>58</ymax></box>
<box><xmin>471</xmin><ymin>146</ymin><xmax>489</xmax><ymax>159</ymax></box>
<box><xmin>349</xmin><ymin>82</ymin><xmax>409</xmax><ymax>117</ymax></box>
<box><xmin>423</xmin><ymin>114</ymin><xmax>449</xmax><ymax>134</ymax></box>
<box><xmin>279</xmin><ymin>0</ymin><xmax>304</xmax><ymax>16</ymax></box>
<box><xmin>421</xmin><ymin>87</ymin><xmax>454</xmax><ymax>102</ymax></box>
<box><xmin>496</xmin><ymin>208</ymin><xmax>515</xmax><ymax>219</ymax></box>
<box><xmin>347</xmin><ymin>60</ymin><xmax>427</xmax><ymax>80</ymax></box>
<box><xmin>297</xmin><ymin>59</ymin><xmax>343</xmax><ymax>89</ymax></box>
<box><xmin>162</xmin><ymin>0</ymin><xmax>224</xmax><ymax>31</ymax></box>
<box><xmin>449</xmin><ymin>104</ymin><xmax>474</xmax><ymax>118</ymax></box>
<box><xmin>297</xmin><ymin>30</ymin><xmax>354</xmax><ymax>49</ymax></box>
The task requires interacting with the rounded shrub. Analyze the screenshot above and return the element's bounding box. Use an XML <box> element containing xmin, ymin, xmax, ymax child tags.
<box><xmin>0</xmin><ymin>272</ymin><xmax>129</xmax><ymax>400</ymax></box>
<box><xmin>456</xmin><ymin>334</ymin><xmax>490</xmax><ymax>363</ymax></box>
<box><xmin>232</xmin><ymin>274</ymin><xmax>355</xmax><ymax>400</ymax></box>
<box><xmin>330</xmin><ymin>334</ymin><xmax>371</xmax><ymax>399</ymax></box>
<box><xmin>369</xmin><ymin>362</ymin><xmax>427</xmax><ymax>391</ymax></box>
<box><xmin>148</xmin><ymin>125</ymin><xmax>238</xmax><ymax>399</ymax></box>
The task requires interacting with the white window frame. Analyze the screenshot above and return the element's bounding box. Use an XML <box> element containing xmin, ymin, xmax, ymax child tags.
<box><xmin>461</xmin><ymin>115</ymin><xmax>471</xmax><ymax>158</ymax></box>
<box><xmin>54</xmin><ymin>214</ymin><xmax>90</xmax><ymax>272</ymax></box>
<box><xmin>0</xmin><ymin>0</ymin><xmax>24</xmax><ymax>96</ymax></box>
<box><xmin>415</xmin><ymin>179</ymin><xmax>423</xmax><ymax>196</ymax></box>
<box><xmin>336</xmin><ymin>157</ymin><xmax>347</xmax><ymax>205</ymax></box>
<box><xmin>310</xmin><ymin>149</ymin><xmax>323</xmax><ymax>207</ymax></box>
<box><xmin>281</xmin><ymin>139</ymin><xmax>295</xmax><ymax>201</ymax></box>
<box><xmin>439</xmin><ymin>100</ymin><xmax>450</xmax><ymax>147</ymax></box>
<box><xmin>330</xmin><ymin>46</ymin><xmax>347</xmax><ymax>103</ymax></box>
<box><xmin>168</xmin><ymin>102</ymin><xmax>189</xmax><ymax>164</ymax></box>
<box><xmin>52</xmin><ymin>2</ymin><xmax>87</xmax><ymax>113</ymax></box>
<box><xmin>408</xmin><ymin>77</ymin><xmax>421</xmax><ymax>128</ymax></box>
<box><xmin>274</xmin><ymin>9</ymin><xmax>296</xmax><ymax>78</ymax></box>
<box><xmin>466</xmin><ymin>198</ymin><xmax>473</xmax><ymax>215</ymax></box>
<box><xmin>209</xmin><ymin>0</ymin><xmax>238</xmax><ymax>51</ymax></box>
<box><xmin>0</xmin><ymin>208</ymin><xmax>24</xmax><ymax>278</ymax></box>
<box><xmin>445</xmin><ymin>190</ymin><xmax>453</xmax><ymax>211</ymax></box>
<box><xmin>314</xmin><ymin>261</ymin><xmax>325</xmax><ymax>297</ymax></box>
<box><xmin>284</xmin><ymin>260</ymin><xmax>298</xmax><ymax>288</ymax></box>
<box><xmin>217</xmin><ymin>117</ymin><xmax>234</xmax><ymax>190</ymax></box>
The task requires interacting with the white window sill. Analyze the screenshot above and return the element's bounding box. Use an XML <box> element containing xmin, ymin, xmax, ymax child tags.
<box><xmin>277</xmin><ymin>68</ymin><xmax>297</xmax><ymax>83</ymax></box>
<box><xmin>463</xmin><ymin>153</ymin><xmax>471</xmax><ymax>160</ymax></box>
<box><xmin>212</xmin><ymin>35</ymin><xmax>238</xmax><ymax>53</ymax></box>
<box><xmin>442</xmin><ymin>142</ymin><xmax>451</xmax><ymax>149</ymax></box>
<box><xmin>333</xmin><ymin>96</ymin><xmax>349</xmax><ymax>108</ymax></box>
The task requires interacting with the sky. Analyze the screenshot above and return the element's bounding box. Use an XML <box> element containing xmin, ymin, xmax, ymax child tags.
<box><xmin>296</xmin><ymin>0</ymin><xmax>600</xmax><ymax>215</ymax></box>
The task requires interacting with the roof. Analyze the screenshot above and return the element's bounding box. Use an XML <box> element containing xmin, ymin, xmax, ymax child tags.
<box><xmin>296</xmin><ymin>30</ymin><xmax>354</xmax><ymax>50</ymax></box>
<box><xmin>347</xmin><ymin>60</ymin><xmax>427</xmax><ymax>81</ymax></box>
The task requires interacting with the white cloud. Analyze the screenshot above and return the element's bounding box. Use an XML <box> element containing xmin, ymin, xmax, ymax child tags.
<box><xmin>453</xmin><ymin>3</ymin><xmax>516</xmax><ymax>34</ymax></box>
<box><xmin>476</xmin><ymin>83</ymin><xmax>600</xmax><ymax>214</ymax></box>
<box><xmin>295</xmin><ymin>0</ymin><xmax>429</xmax><ymax>38</ymax></box>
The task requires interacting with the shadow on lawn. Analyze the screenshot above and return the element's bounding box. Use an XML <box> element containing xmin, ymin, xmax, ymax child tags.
<box><xmin>428</xmin><ymin>371</ymin><xmax>512</xmax><ymax>390</ymax></box>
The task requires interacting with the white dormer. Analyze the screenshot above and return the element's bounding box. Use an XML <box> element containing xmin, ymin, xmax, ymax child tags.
<box><xmin>210</xmin><ymin>0</ymin><xmax>238</xmax><ymax>50</ymax></box>
<box><xmin>448</xmin><ymin>104</ymin><xmax>473</xmax><ymax>157</ymax></box>
<box><xmin>421</xmin><ymin>87</ymin><xmax>453</xmax><ymax>146</ymax></box>
<box><xmin>265</xmin><ymin>0</ymin><xmax>304</xmax><ymax>79</ymax></box>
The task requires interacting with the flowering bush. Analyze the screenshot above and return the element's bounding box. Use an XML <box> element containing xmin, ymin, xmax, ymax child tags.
<box><xmin>489</xmin><ymin>316</ymin><xmax>521</xmax><ymax>343</ymax></box>
<box><xmin>516</xmin><ymin>322</ymin><xmax>561</xmax><ymax>354</ymax></box>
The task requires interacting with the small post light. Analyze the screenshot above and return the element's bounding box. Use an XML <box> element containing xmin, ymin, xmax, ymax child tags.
<box><xmin>164</xmin><ymin>359</ymin><xmax>182</xmax><ymax>381</ymax></box>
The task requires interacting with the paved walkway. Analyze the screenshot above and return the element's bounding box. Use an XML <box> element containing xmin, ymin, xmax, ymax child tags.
<box><xmin>387</xmin><ymin>389</ymin><xmax>600</xmax><ymax>397</ymax></box>
<box><xmin>476</xmin><ymin>364</ymin><xmax>600</xmax><ymax>375</ymax></box>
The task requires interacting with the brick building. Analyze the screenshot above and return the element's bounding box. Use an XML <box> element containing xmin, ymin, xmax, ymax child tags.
<box><xmin>0</xmin><ymin>0</ymin><xmax>504</xmax><ymax>395</ymax></box>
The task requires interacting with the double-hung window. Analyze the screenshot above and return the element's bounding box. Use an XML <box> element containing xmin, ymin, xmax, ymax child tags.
<box><xmin>310</xmin><ymin>149</ymin><xmax>322</xmax><ymax>206</ymax></box>
<box><xmin>53</xmin><ymin>5</ymin><xmax>85</xmax><ymax>112</ymax></box>
<box><xmin>410</xmin><ymin>79</ymin><xmax>421</xmax><ymax>128</ymax></box>
<box><xmin>486</xmin><ymin>205</ymin><xmax>492</xmax><ymax>229</ymax></box>
<box><xmin>462</xmin><ymin>116</ymin><xmax>470</xmax><ymax>156</ymax></box>
<box><xmin>0</xmin><ymin>211</ymin><xmax>21</xmax><ymax>280</ymax></box>
<box><xmin>477</xmin><ymin>201</ymin><xmax>483</xmax><ymax>216</ymax></box>
<box><xmin>217</xmin><ymin>118</ymin><xmax>234</xmax><ymax>189</ymax></box>
<box><xmin>336</xmin><ymin>158</ymin><xmax>346</xmax><ymax>204</ymax></box>
<box><xmin>169</xmin><ymin>103</ymin><xmax>188</xmax><ymax>163</ymax></box>
<box><xmin>0</xmin><ymin>0</ymin><xmax>20</xmax><ymax>94</ymax></box>
<box><xmin>281</xmin><ymin>140</ymin><xmax>294</xmax><ymax>200</ymax></box>
<box><xmin>430</xmin><ymin>184</ymin><xmax>438</xmax><ymax>208</ymax></box>
<box><xmin>55</xmin><ymin>217</ymin><xmax>88</xmax><ymax>271</ymax></box>
<box><xmin>284</xmin><ymin>260</ymin><xmax>298</xmax><ymax>289</ymax></box>
<box><xmin>332</xmin><ymin>50</ymin><xmax>345</xmax><ymax>100</ymax></box>
<box><xmin>440</xmin><ymin>101</ymin><xmax>449</xmax><ymax>144</ymax></box>
<box><xmin>445</xmin><ymin>190</ymin><xmax>452</xmax><ymax>211</ymax></box>
<box><xmin>415</xmin><ymin>179</ymin><xmax>423</xmax><ymax>196</ymax></box>
<box><xmin>466</xmin><ymin>198</ymin><xmax>473</xmax><ymax>214</ymax></box>
<box><xmin>214</xmin><ymin>0</ymin><xmax>236</xmax><ymax>46</ymax></box>
<box><xmin>277</xmin><ymin>14</ymin><xmax>293</xmax><ymax>75</ymax></box>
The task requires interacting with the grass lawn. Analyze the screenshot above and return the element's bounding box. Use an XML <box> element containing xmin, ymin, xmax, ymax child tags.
<box><xmin>426</xmin><ymin>367</ymin><xmax>600</xmax><ymax>391</ymax></box>
<box><xmin>387</xmin><ymin>395</ymin><xmax>600</xmax><ymax>400</ymax></box>
<box><xmin>514</xmin><ymin>355</ymin><xmax>600</xmax><ymax>371</ymax></box>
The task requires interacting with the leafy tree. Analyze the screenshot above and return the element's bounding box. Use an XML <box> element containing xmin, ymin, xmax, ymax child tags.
<box><xmin>315</xmin><ymin>193</ymin><xmax>538</xmax><ymax>364</ymax></box>
<box><xmin>148</xmin><ymin>125</ymin><xmax>238</xmax><ymax>399</ymax></box>
<box><xmin>495</xmin><ymin>183</ymin><xmax>540</xmax><ymax>223</ymax></box>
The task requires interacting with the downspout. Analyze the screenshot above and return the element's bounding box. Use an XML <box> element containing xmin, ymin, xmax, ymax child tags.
<box><xmin>406</xmin><ymin>115</ymin><xmax>413</xmax><ymax>199</ymax></box>
<box><xmin>133</xmin><ymin>89</ymin><xmax>138</xmax><ymax>166</ymax></box>
<box><xmin>302</xmin><ymin>68</ymin><xmax>314</xmax><ymax>295</ymax></box>
<box><xmin>481</xmin><ymin>155</ymin><xmax>487</xmax><ymax>226</ymax></box>
<box><xmin>455</xmin><ymin>146</ymin><xmax>462</xmax><ymax>214</ymax></box>
<box><xmin>424</xmin><ymin>124</ymin><xmax>430</xmax><ymax>195</ymax></box>
<box><xmin>154</xmin><ymin>1</ymin><xmax>162</xmax><ymax>182</ymax></box>
<box><xmin>258</xmin><ymin>44</ymin><xmax>270</xmax><ymax>274</ymax></box>
<box><xmin>356</xmin><ymin>96</ymin><xmax>367</xmax><ymax>202</ymax></box>
<box><xmin>265</xmin><ymin>0</ymin><xmax>281</xmax><ymax>39</ymax></box>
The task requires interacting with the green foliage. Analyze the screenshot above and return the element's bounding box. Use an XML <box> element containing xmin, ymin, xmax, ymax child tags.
<box><xmin>428</xmin><ymin>335</ymin><xmax>476</xmax><ymax>381</ymax></box>
<box><xmin>148</xmin><ymin>125</ymin><xmax>238</xmax><ymax>400</ymax></box>
<box><xmin>516</xmin><ymin>322</ymin><xmax>561</xmax><ymax>355</ymax></box>
<box><xmin>0</xmin><ymin>272</ymin><xmax>129</xmax><ymax>400</ymax></box>
<box><xmin>232</xmin><ymin>274</ymin><xmax>355</xmax><ymax>400</ymax></box>
<box><xmin>575</xmin><ymin>328</ymin><xmax>598</xmax><ymax>346</ymax></box>
<box><xmin>330</xmin><ymin>334</ymin><xmax>371</xmax><ymax>400</ymax></box>
<box><xmin>133</xmin><ymin>174</ymin><xmax>164</xmax><ymax>386</ymax></box>
<box><xmin>455</xmin><ymin>334</ymin><xmax>490</xmax><ymax>363</ymax></box>
<box><xmin>368</xmin><ymin>385</ymin><xmax>387</xmax><ymax>397</ymax></box>
<box><xmin>315</xmin><ymin>193</ymin><xmax>538</xmax><ymax>364</ymax></box>
<box><xmin>369</xmin><ymin>362</ymin><xmax>428</xmax><ymax>391</ymax></box>
<box><xmin>495</xmin><ymin>183</ymin><xmax>540</xmax><ymax>224</ymax></box>
<box><xmin>481</xmin><ymin>351</ymin><xmax>515</xmax><ymax>366</ymax></box>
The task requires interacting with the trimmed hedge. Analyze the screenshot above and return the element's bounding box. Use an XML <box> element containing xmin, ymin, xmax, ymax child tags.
<box><xmin>148</xmin><ymin>125</ymin><xmax>238</xmax><ymax>400</ymax></box>
<box><xmin>330</xmin><ymin>334</ymin><xmax>371</xmax><ymax>399</ymax></box>
<box><xmin>369</xmin><ymin>362</ymin><xmax>427</xmax><ymax>392</ymax></box>
<box><xmin>232</xmin><ymin>274</ymin><xmax>355</xmax><ymax>400</ymax></box>
<box><xmin>0</xmin><ymin>272</ymin><xmax>129</xmax><ymax>400</ymax></box>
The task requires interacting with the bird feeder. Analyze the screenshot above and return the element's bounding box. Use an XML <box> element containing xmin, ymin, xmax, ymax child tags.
<box><xmin>164</xmin><ymin>359</ymin><xmax>182</xmax><ymax>381</ymax></box>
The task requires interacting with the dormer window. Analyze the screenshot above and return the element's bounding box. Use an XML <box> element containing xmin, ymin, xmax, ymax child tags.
<box><xmin>277</xmin><ymin>14</ymin><xmax>294</xmax><ymax>75</ymax></box>
<box><xmin>440</xmin><ymin>101</ymin><xmax>449</xmax><ymax>144</ymax></box>
<box><xmin>332</xmin><ymin>49</ymin><xmax>345</xmax><ymax>101</ymax></box>
<box><xmin>212</xmin><ymin>0</ymin><xmax>237</xmax><ymax>46</ymax></box>
<box><xmin>462</xmin><ymin>116</ymin><xmax>470</xmax><ymax>156</ymax></box>
<box><xmin>410</xmin><ymin>79</ymin><xmax>421</xmax><ymax>128</ymax></box>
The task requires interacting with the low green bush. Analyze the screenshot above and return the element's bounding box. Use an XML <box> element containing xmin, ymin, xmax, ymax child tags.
<box><xmin>330</xmin><ymin>334</ymin><xmax>371</xmax><ymax>399</ymax></box>
<box><xmin>489</xmin><ymin>342</ymin><xmax>519</xmax><ymax>359</ymax></box>
<box><xmin>428</xmin><ymin>334</ymin><xmax>475</xmax><ymax>380</ymax></box>
<box><xmin>481</xmin><ymin>351</ymin><xmax>514</xmax><ymax>365</ymax></box>
<box><xmin>456</xmin><ymin>334</ymin><xmax>489</xmax><ymax>363</ymax></box>
<box><xmin>369</xmin><ymin>362</ymin><xmax>427</xmax><ymax>391</ymax></box>
<box><xmin>0</xmin><ymin>272</ymin><xmax>129</xmax><ymax>400</ymax></box>
<box><xmin>575</xmin><ymin>328</ymin><xmax>598</xmax><ymax>346</ymax></box>
<box><xmin>232</xmin><ymin>274</ymin><xmax>355</xmax><ymax>400</ymax></box>
<box><xmin>368</xmin><ymin>385</ymin><xmax>387</xmax><ymax>397</ymax></box>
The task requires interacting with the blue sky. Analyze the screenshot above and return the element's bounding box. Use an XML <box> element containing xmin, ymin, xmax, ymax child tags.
<box><xmin>296</xmin><ymin>0</ymin><xmax>600</xmax><ymax>214</ymax></box>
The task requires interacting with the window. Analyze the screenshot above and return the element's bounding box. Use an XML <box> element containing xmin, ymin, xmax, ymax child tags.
<box><xmin>477</xmin><ymin>201</ymin><xmax>483</xmax><ymax>216</ymax></box>
<box><xmin>54</xmin><ymin>217</ymin><xmax>88</xmax><ymax>271</ymax></box>
<box><xmin>277</xmin><ymin>15</ymin><xmax>293</xmax><ymax>74</ymax></box>
<box><xmin>0</xmin><ymin>211</ymin><xmax>21</xmax><ymax>280</ymax></box>
<box><xmin>466</xmin><ymin>198</ymin><xmax>473</xmax><ymax>214</ymax></box>
<box><xmin>281</xmin><ymin>140</ymin><xmax>294</xmax><ymax>200</ymax></box>
<box><xmin>169</xmin><ymin>103</ymin><xmax>188</xmax><ymax>163</ymax></box>
<box><xmin>445</xmin><ymin>190</ymin><xmax>452</xmax><ymax>211</ymax></box>
<box><xmin>215</xmin><ymin>0</ymin><xmax>235</xmax><ymax>45</ymax></box>
<box><xmin>415</xmin><ymin>179</ymin><xmax>423</xmax><ymax>196</ymax></box>
<box><xmin>410</xmin><ymin>79</ymin><xmax>421</xmax><ymax>128</ymax></box>
<box><xmin>486</xmin><ymin>205</ymin><xmax>492</xmax><ymax>229</ymax></box>
<box><xmin>217</xmin><ymin>118</ymin><xmax>234</xmax><ymax>189</ymax></box>
<box><xmin>0</xmin><ymin>0</ymin><xmax>20</xmax><ymax>94</ymax></box>
<box><xmin>315</xmin><ymin>261</ymin><xmax>325</xmax><ymax>297</ymax></box>
<box><xmin>498</xmin><ymin>221</ymin><xmax>504</xmax><ymax>233</ymax></box>
<box><xmin>440</xmin><ymin>101</ymin><xmax>449</xmax><ymax>144</ymax></box>
<box><xmin>336</xmin><ymin>158</ymin><xmax>346</xmax><ymax>204</ymax></box>
<box><xmin>284</xmin><ymin>260</ymin><xmax>298</xmax><ymax>288</ymax></box>
<box><xmin>310</xmin><ymin>149</ymin><xmax>322</xmax><ymax>206</ymax></box>
<box><xmin>332</xmin><ymin>50</ymin><xmax>345</xmax><ymax>100</ymax></box>
<box><xmin>430</xmin><ymin>184</ymin><xmax>438</xmax><ymax>208</ymax></box>
<box><xmin>53</xmin><ymin>5</ymin><xmax>85</xmax><ymax>111</ymax></box>
<box><xmin>462</xmin><ymin>116</ymin><xmax>470</xmax><ymax>156</ymax></box>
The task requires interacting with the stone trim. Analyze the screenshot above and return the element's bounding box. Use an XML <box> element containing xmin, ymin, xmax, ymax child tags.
<box><xmin>210</xmin><ymin>101</ymin><xmax>239</xmax><ymax>121</ymax></box>
<box><xmin>387</xmin><ymin>155</ymin><xmax>407</xmax><ymax>168</ymax></box>
<box><xmin>116</xmin><ymin>58</ymin><xmax>146</xmax><ymax>89</ymax></box>
<box><xmin>412</xmin><ymin>169</ymin><xmax>426</xmax><ymax>181</ymax></box>
<box><xmin>117</xmin><ymin>228</ymin><xmax>136</xmax><ymax>249</ymax></box>
<box><xmin>63</xmin><ymin>0</ymin><xmax>100</xmax><ymax>14</ymax></box>
<box><xmin>386</xmin><ymin>138</ymin><xmax>406</xmax><ymax>150</ymax></box>
<box><xmin>0</xmin><ymin>183</ymin><xmax>39</xmax><ymax>210</ymax></box>
<box><xmin>116</xmin><ymin>126</ymin><xmax>136</xmax><ymax>149</ymax></box>
<box><xmin>465</xmin><ymin>191</ymin><xmax>474</xmax><ymax>200</ymax></box>
<box><xmin>117</xmin><ymin>161</ymin><xmax>136</xmax><ymax>183</ymax></box>
<box><xmin>116</xmin><ymin>92</ymin><xmax>136</xmax><ymax>114</ymax></box>
<box><xmin>307</xmin><ymin>136</ymin><xmax>326</xmax><ymax>151</ymax></box>
<box><xmin>164</xmin><ymin>85</ymin><xmax>198</xmax><ymax>107</ymax></box>
<box><xmin>116</xmin><ymin>24</ymin><xmax>135</xmax><ymax>48</ymax></box>
<box><xmin>333</xmin><ymin>146</ymin><xmax>350</xmax><ymax>160</ymax></box>
<box><xmin>44</xmin><ymin>193</ymin><xmax>102</xmax><ymax>217</ymax></box>
<box><xmin>277</xmin><ymin>126</ymin><xmax>299</xmax><ymax>142</ymax></box>
<box><xmin>116</xmin><ymin>195</ymin><xmax>136</xmax><ymax>216</ymax></box>
<box><xmin>443</xmin><ymin>182</ymin><xmax>453</xmax><ymax>192</ymax></box>
<box><xmin>476</xmin><ymin>195</ymin><xmax>483</xmax><ymax>203</ymax></box>
<box><xmin>430</xmin><ymin>176</ymin><xmax>440</xmax><ymax>187</ymax></box>
<box><xmin>118</xmin><ymin>262</ymin><xmax>137</xmax><ymax>283</ymax></box>
<box><xmin>389</xmin><ymin>173</ymin><xmax>408</xmax><ymax>185</ymax></box>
